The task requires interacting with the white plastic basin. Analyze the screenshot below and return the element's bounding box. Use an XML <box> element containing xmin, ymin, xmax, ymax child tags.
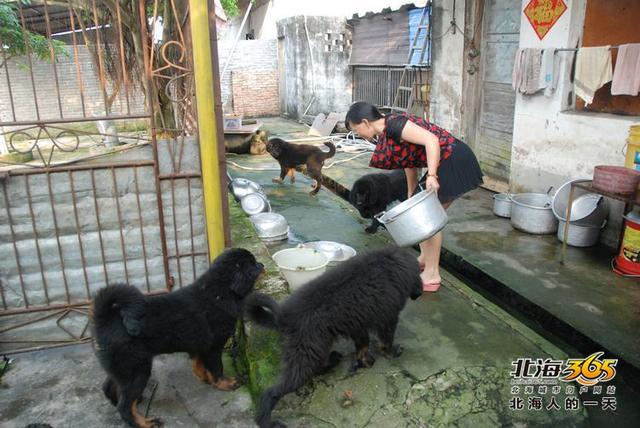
<box><xmin>272</xmin><ymin>247</ymin><xmax>329</xmax><ymax>291</ymax></box>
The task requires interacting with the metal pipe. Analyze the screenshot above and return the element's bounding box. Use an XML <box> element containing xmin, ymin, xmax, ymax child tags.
<box><xmin>220</xmin><ymin>1</ymin><xmax>253</xmax><ymax>80</ymax></box>
<box><xmin>190</xmin><ymin>0</ymin><xmax>226</xmax><ymax>260</ymax></box>
<box><xmin>139</xmin><ymin>0</ymin><xmax>173</xmax><ymax>290</ymax></box>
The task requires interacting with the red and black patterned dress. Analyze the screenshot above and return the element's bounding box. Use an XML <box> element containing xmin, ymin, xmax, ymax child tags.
<box><xmin>369</xmin><ymin>113</ymin><xmax>483</xmax><ymax>203</ymax></box>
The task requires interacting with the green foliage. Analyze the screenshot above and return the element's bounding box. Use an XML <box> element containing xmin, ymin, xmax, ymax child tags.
<box><xmin>221</xmin><ymin>0</ymin><xmax>240</xmax><ymax>18</ymax></box>
<box><xmin>0</xmin><ymin>1</ymin><xmax>67</xmax><ymax>64</ymax></box>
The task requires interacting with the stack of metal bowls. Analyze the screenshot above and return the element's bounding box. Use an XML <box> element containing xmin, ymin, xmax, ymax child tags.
<box><xmin>552</xmin><ymin>179</ymin><xmax>609</xmax><ymax>247</ymax></box>
<box><xmin>229</xmin><ymin>178</ymin><xmax>271</xmax><ymax>216</ymax></box>
<box><xmin>250</xmin><ymin>212</ymin><xmax>289</xmax><ymax>243</ymax></box>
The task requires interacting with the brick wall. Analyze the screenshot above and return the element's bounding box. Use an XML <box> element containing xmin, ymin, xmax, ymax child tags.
<box><xmin>217</xmin><ymin>39</ymin><xmax>279</xmax><ymax>117</ymax></box>
<box><xmin>0</xmin><ymin>46</ymin><xmax>146</xmax><ymax>125</ymax></box>
<box><xmin>231</xmin><ymin>69</ymin><xmax>279</xmax><ymax>117</ymax></box>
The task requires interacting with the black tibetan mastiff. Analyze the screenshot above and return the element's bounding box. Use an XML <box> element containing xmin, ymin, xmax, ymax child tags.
<box><xmin>91</xmin><ymin>248</ymin><xmax>263</xmax><ymax>428</ymax></box>
<box><xmin>349</xmin><ymin>170</ymin><xmax>408</xmax><ymax>233</ymax></box>
<box><xmin>266</xmin><ymin>137</ymin><xmax>336</xmax><ymax>195</ymax></box>
<box><xmin>245</xmin><ymin>247</ymin><xmax>422</xmax><ymax>428</ymax></box>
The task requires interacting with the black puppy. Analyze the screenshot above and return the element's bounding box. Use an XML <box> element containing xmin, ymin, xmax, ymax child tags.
<box><xmin>245</xmin><ymin>247</ymin><xmax>422</xmax><ymax>428</ymax></box>
<box><xmin>349</xmin><ymin>170</ymin><xmax>408</xmax><ymax>233</ymax></box>
<box><xmin>91</xmin><ymin>248</ymin><xmax>263</xmax><ymax>428</ymax></box>
<box><xmin>266</xmin><ymin>137</ymin><xmax>335</xmax><ymax>195</ymax></box>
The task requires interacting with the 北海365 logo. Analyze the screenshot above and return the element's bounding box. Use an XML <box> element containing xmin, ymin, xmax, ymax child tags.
<box><xmin>560</xmin><ymin>352</ymin><xmax>617</xmax><ymax>386</ymax></box>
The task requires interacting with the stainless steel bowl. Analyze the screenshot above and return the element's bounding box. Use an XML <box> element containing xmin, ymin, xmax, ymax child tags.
<box><xmin>229</xmin><ymin>178</ymin><xmax>264</xmax><ymax>201</ymax></box>
<box><xmin>302</xmin><ymin>241</ymin><xmax>357</xmax><ymax>263</ymax></box>
<box><xmin>250</xmin><ymin>212</ymin><xmax>289</xmax><ymax>238</ymax></box>
<box><xmin>240</xmin><ymin>192</ymin><xmax>271</xmax><ymax>216</ymax></box>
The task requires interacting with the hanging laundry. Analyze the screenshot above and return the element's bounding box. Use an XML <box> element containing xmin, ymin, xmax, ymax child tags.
<box><xmin>539</xmin><ymin>48</ymin><xmax>560</xmax><ymax>97</ymax></box>
<box><xmin>574</xmin><ymin>46</ymin><xmax>612</xmax><ymax>105</ymax></box>
<box><xmin>611</xmin><ymin>43</ymin><xmax>640</xmax><ymax>96</ymax></box>
<box><xmin>511</xmin><ymin>48</ymin><xmax>543</xmax><ymax>95</ymax></box>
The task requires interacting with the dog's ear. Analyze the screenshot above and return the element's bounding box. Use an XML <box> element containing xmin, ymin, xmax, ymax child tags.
<box><xmin>120</xmin><ymin>307</ymin><xmax>143</xmax><ymax>336</ymax></box>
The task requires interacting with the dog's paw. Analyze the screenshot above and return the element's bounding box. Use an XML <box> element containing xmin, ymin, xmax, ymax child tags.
<box><xmin>362</xmin><ymin>349</ymin><xmax>376</xmax><ymax>368</ymax></box>
<box><xmin>382</xmin><ymin>344</ymin><xmax>404</xmax><ymax>358</ymax></box>
<box><xmin>213</xmin><ymin>376</ymin><xmax>241</xmax><ymax>391</ymax></box>
<box><xmin>271</xmin><ymin>421</ymin><xmax>288</xmax><ymax>428</ymax></box>
<box><xmin>272</xmin><ymin>177</ymin><xmax>283</xmax><ymax>184</ymax></box>
<box><xmin>148</xmin><ymin>417</ymin><xmax>163</xmax><ymax>428</ymax></box>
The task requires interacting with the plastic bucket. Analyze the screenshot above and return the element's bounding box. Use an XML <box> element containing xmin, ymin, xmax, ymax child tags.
<box><xmin>613</xmin><ymin>212</ymin><xmax>640</xmax><ymax>276</ymax></box>
<box><xmin>272</xmin><ymin>247</ymin><xmax>329</xmax><ymax>291</ymax></box>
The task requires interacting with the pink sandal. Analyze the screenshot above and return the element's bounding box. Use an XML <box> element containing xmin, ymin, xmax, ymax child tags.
<box><xmin>422</xmin><ymin>282</ymin><xmax>441</xmax><ymax>292</ymax></box>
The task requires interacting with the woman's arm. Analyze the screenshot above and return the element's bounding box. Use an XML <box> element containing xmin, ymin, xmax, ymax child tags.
<box><xmin>400</xmin><ymin>121</ymin><xmax>441</xmax><ymax>192</ymax></box>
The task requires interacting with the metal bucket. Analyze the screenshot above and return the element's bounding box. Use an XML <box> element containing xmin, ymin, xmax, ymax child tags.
<box><xmin>375</xmin><ymin>189</ymin><xmax>448</xmax><ymax>247</ymax></box>
<box><xmin>510</xmin><ymin>193</ymin><xmax>558</xmax><ymax>235</ymax></box>
<box><xmin>493</xmin><ymin>193</ymin><xmax>512</xmax><ymax>218</ymax></box>
<box><xmin>557</xmin><ymin>219</ymin><xmax>606</xmax><ymax>247</ymax></box>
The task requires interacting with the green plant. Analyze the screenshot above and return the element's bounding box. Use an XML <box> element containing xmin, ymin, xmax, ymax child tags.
<box><xmin>0</xmin><ymin>1</ymin><xmax>67</xmax><ymax>67</ymax></box>
<box><xmin>221</xmin><ymin>0</ymin><xmax>240</xmax><ymax>18</ymax></box>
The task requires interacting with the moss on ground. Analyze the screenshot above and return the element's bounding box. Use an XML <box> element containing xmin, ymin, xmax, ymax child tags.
<box><xmin>228</xmin><ymin>194</ymin><xmax>286</xmax><ymax>404</ymax></box>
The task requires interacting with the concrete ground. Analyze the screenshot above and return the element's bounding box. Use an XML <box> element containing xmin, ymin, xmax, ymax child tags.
<box><xmin>2</xmin><ymin>116</ymin><xmax>639</xmax><ymax>427</ymax></box>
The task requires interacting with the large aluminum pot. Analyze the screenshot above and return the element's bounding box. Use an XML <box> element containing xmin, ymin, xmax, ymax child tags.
<box><xmin>557</xmin><ymin>219</ymin><xmax>606</xmax><ymax>247</ymax></box>
<box><xmin>510</xmin><ymin>193</ymin><xmax>558</xmax><ymax>234</ymax></box>
<box><xmin>375</xmin><ymin>189</ymin><xmax>448</xmax><ymax>247</ymax></box>
<box><xmin>552</xmin><ymin>179</ymin><xmax>608</xmax><ymax>226</ymax></box>
<box><xmin>493</xmin><ymin>193</ymin><xmax>512</xmax><ymax>218</ymax></box>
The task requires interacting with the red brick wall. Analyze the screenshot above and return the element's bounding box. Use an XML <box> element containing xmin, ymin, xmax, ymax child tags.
<box><xmin>231</xmin><ymin>70</ymin><xmax>279</xmax><ymax>117</ymax></box>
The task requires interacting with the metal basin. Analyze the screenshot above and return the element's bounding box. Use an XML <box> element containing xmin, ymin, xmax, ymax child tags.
<box><xmin>240</xmin><ymin>192</ymin><xmax>271</xmax><ymax>216</ymax></box>
<box><xmin>510</xmin><ymin>193</ymin><xmax>558</xmax><ymax>235</ymax></box>
<box><xmin>375</xmin><ymin>189</ymin><xmax>448</xmax><ymax>247</ymax></box>
<box><xmin>552</xmin><ymin>179</ymin><xmax>608</xmax><ymax>226</ymax></box>
<box><xmin>250</xmin><ymin>212</ymin><xmax>289</xmax><ymax>238</ymax></box>
<box><xmin>229</xmin><ymin>178</ymin><xmax>264</xmax><ymax>201</ymax></box>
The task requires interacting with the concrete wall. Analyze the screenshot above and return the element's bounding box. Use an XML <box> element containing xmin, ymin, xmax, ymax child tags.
<box><xmin>510</xmin><ymin>0</ymin><xmax>639</xmax><ymax>245</ymax></box>
<box><xmin>0</xmin><ymin>137</ymin><xmax>208</xmax><ymax>310</ymax></box>
<box><xmin>222</xmin><ymin>0</ymin><xmax>429</xmax><ymax>42</ymax></box>
<box><xmin>277</xmin><ymin>16</ymin><xmax>352</xmax><ymax>120</ymax></box>
<box><xmin>0</xmin><ymin>46</ymin><xmax>145</xmax><ymax>124</ymax></box>
<box><xmin>217</xmin><ymin>39</ymin><xmax>279</xmax><ymax>117</ymax></box>
<box><xmin>428</xmin><ymin>0</ymin><xmax>467</xmax><ymax>136</ymax></box>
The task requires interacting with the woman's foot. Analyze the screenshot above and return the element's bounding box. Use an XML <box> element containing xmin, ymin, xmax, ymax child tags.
<box><xmin>420</xmin><ymin>270</ymin><xmax>441</xmax><ymax>293</ymax></box>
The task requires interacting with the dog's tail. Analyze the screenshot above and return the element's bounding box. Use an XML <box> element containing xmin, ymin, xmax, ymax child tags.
<box><xmin>321</xmin><ymin>142</ymin><xmax>336</xmax><ymax>160</ymax></box>
<box><xmin>92</xmin><ymin>284</ymin><xmax>146</xmax><ymax>336</ymax></box>
<box><xmin>244</xmin><ymin>292</ymin><xmax>281</xmax><ymax>330</ymax></box>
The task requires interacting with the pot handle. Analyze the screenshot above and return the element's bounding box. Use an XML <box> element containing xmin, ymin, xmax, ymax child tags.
<box><xmin>546</xmin><ymin>186</ymin><xmax>555</xmax><ymax>196</ymax></box>
<box><xmin>374</xmin><ymin>211</ymin><xmax>386</xmax><ymax>222</ymax></box>
<box><xmin>600</xmin><ymin>219</ymin><xmax>608</xmax><ymax>229</ymax></box>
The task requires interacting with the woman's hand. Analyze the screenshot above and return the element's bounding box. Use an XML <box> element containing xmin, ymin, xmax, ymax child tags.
<box><xmin>425</xmin><ymin>175</ymin><xmax>440</xmax><ymax>193</ymax></box>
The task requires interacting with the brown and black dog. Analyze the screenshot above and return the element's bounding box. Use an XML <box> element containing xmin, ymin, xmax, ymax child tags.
<box><xmin>266</xmin><ymin>137</ymin><xmax>335</xmax><ymax>195</ymax></box>
<box><xmin>91</xmin><ymin>248</ymin><xmax>263</xmax><ymax>428</ymax></box>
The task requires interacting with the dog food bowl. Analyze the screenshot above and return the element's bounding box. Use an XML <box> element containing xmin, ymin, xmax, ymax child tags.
<box><xmin>241</xmin><ymin>192</ymin><xmax>271</xmax><ymax>216</ymax></box>
<box><xmin>229</xmin><ymin>178</ymin><xmax>264</xmax><ymax>201</ymax></box>
<box><xmin>301</xmin><ymin>241</ymin><xmax>356</xmax><ymax>267</ymax></box>
<box><xmin>272</xmin><ymin>246</ymin><xmax>329</xmax><ymax>291</ymax></box>
<box><xmin>250</xmin><ymin>213</ymin><xmax>289</xmax><ymax>238</ymax></box>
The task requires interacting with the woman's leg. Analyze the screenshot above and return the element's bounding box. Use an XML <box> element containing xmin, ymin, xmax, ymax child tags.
<box><xmin>417</xmin><ymin>201</ymin><xmax>452</xmax><ymax>287</ymax></box>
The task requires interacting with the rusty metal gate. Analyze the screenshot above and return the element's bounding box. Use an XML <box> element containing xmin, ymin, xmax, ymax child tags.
<box><xmin>0</xmin><ymin>0</ymin><xmax>209</xmax><ymax>353</ymax></box>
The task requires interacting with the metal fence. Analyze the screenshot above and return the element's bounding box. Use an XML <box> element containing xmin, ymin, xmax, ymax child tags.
<box><xmin>0</xmin><ymin>0</ymin><xmax>208</xmax><ymax>353</ymax></box>
<box><xmin>352</xmin><ymin>66</ymin><xmax>425</xmax><ymax>111</ymax></box>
